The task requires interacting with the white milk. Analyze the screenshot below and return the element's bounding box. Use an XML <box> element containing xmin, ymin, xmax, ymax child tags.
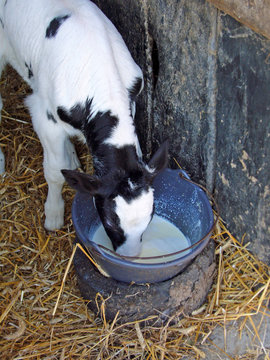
<box><xmin>91</xmin><ymin>215</ymin><xmax>191</xmax><ymax>264</ymax></box>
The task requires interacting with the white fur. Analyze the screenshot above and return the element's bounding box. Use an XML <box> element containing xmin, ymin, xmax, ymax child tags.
<box><xmin>0</xmin><ymin>0</ymin><xmax>143</xmax><ymax>230</ymax></box>
<box><xmin>25</xmin><ymin>93</ymin><xmax>81</xmax><ymax>229</ymax></box>
<box><xmin>114</xmin><ymin>189</ymin><xmax>154</xmax><ymax>256</ymax></box>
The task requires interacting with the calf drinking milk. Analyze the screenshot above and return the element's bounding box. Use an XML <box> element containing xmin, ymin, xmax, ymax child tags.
<box><xmin>0</xmin><ymin>0</ymin><xmax>168</xmax><ymax>256</ymax></box>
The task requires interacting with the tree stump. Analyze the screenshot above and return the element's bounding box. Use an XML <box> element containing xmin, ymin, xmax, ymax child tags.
<box><xmin>73</xmin><ymin>240</ymin><xmax>216</xmax><ymax>324</ymax></box>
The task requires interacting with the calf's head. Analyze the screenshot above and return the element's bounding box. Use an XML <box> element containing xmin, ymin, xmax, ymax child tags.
<box><xmin>62</xmin><ymin>141</ymin><xmax>168</xmax><ymax>256</ymax></box>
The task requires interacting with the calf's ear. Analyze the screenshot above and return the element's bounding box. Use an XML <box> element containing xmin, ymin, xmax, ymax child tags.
<box><xmin>147</xmin><ymin>140</ymin><xmax>169</xmax><ymax>178</ymax></box>
<box><xmin>61</xmin><ymin>169</ymin><xmax>102</xmax><ymax>195</ymax></box>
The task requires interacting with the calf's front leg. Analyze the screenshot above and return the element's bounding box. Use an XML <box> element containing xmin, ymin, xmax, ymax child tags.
<box><xmin>26</xmin><ymin>94</ymin><xmax>80</xmax><ymax>230</ymax></box>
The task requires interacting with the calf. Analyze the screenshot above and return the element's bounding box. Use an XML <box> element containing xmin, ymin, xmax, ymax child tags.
<box><xmin>0</xmin><ymin>0</ymin><xmax>168</xmax><ymax>256</ymax></box>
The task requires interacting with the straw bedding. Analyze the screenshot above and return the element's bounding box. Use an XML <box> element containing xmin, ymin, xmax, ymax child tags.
<box><xmin>1</xmin><ymin>66</ymin><xmax>270</xmax><ymax>359</ymax></box>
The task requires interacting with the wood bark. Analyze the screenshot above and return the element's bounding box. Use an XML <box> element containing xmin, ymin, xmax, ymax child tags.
<box><xmin>206</xmin><ymin>0</ymin><xmax>270</xmax><ymax>39</ymax></box>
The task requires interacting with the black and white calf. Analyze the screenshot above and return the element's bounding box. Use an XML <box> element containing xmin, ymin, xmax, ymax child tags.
<box><xmin>0</xmin><ymin>0</ymin><xmax>168</xmax><ymax>256</ymax></box>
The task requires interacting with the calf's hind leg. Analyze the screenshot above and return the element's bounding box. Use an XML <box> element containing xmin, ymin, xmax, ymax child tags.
<box><xmin>26</xmin><ymin>94</ymin><xmax>80</xmax><ymax>230</ymax></box>
<box><xmin>0</xmin><ymin>57</ymin><xmax>6</xmax><ymax>174</ymax></box>
<box><xmin>0</xmin><ymin>97</ymin><xmax>4</xmax><ymax>174</ymax></box>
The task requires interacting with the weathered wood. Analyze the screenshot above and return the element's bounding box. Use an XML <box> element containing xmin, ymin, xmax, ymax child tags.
<box><xmin>206</xmin><ymin>0</ymin><xmax>270</xmax><ymax>39</ymax></box>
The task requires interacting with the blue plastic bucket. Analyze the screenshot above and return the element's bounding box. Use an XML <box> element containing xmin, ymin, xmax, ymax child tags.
<box><xmin>72</xmin><ymin>168</ymin><xmax>215</xmax><ymax>283</ymax></box>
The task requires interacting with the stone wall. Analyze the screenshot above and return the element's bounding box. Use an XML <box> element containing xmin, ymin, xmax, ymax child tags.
<box><xmin>93</xmin><ymin>0</ymin><xmax>270</xmax><ymax>264</ymax></box>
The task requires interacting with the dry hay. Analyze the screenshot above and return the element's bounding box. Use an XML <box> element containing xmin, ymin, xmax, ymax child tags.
<box><xmin>1</xmin><ymin>67</ymin><xmax>270</xmax><ymax>360</ymax></box>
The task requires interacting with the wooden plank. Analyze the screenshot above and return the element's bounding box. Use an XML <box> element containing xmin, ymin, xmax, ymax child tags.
<box><xmin>206</xmin><ymin>0</ymin><xmax>270</xmax><ymax>39</ymax></box>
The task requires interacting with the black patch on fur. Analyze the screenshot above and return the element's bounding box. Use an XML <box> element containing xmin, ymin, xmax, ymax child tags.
<box><xmin>115</xmin><ymin>166</ymin><xmax>149</xmax><ymax>201</ymax></box>
<box><xmin>0</xmin><ymin>18</ymin><xmax>4</xmax><ymax>29</ymax></box>
<box><xmin>46</xmin><ymin>111</ymin><xmax>57</xmax><ymax>123</ymax></box>
<box><xmin>25</xmin><ymin>62</ymin><xmax>33</xmax><ymax>79</ymax></box>
<box><xmin>84</xmin><ymin>111</ymin><xmax>119</xmax><ymax>153</ymax></box>
<box><xmin>4</xmin><ymin>0</ymin><xmax>8</xmax><ymax>6</ymax></box>
<box><xmin>91</xmin><ymin>145</ymin><xmax>149</xmax><ymax>198</ymax></box>
<box><xmin>57</xmin><ymin>101</ymin><xmax>120</xmax><ymax>160</ymax></box>
<box><xmin>94</xmin><ymin>196</ymin><xmax>125</xmax><ymax>250</ymax></box>
<box><xmin>57</xmin><ymin>98</ymin><xmax>93</xmax><ymax>130</ymax></box>
<box><xmin>45</xmin><ymin>14</ymin><xmax>70</xmax><ymax>38</ymax></box>
<box><xmin>128</xmin><ymin>77</ymin><xmax>143</xmax><ymax>102</ymax></box>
